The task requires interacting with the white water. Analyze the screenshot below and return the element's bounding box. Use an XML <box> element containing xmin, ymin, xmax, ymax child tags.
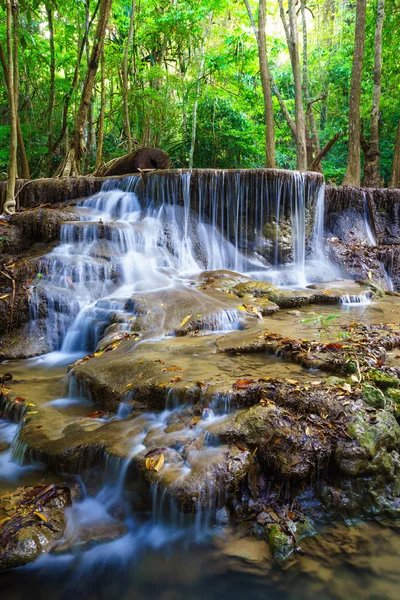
<box><xmin>28</xmin><ymin>170</ymin><xmax>335</xmax><ymax>355</ymax></box>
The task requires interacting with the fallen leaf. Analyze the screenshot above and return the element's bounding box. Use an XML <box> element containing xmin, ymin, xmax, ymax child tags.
<box><xmin>145</xmin><ymin>453</ymin><xmax>165</xmax><ymax>472</ymax></box>
<box><xmin>34</xmin><ymin>511</ymin><xmax>48</xmax><ymax>523</ymax></box>
<box><xmin>180</xmin><ymin>314</ymin><xmax>192</xmax><ymax>327</ymax></box>
<box><xmin>166</xmin><ymin>366</ymin><xmax>182</xmax><ymax>371</ymax></box>
<box><xmin>233</xmin><ymin>378</ymin><xmax>256</xmax><ymax>389</ymax></box>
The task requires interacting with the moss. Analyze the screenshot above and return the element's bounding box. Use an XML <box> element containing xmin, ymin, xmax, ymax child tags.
<box><xmin>386</xmin><ymin>388</ymin><xmax>400</xmax><ymax>418</ymax></box>
<box><xmin>362</xmin><ymin>383</ymin><xmax>386</xmax><ymax>408</ymax></box>
<box><xmin>368</xmin><ymin>368</ymin><xmax>399</xmax><ymax>390</ymax></box>
<box><xmin>267</xmin><ymin>524</ymin><xmax>294</xmax><ymax>562</ymax></box>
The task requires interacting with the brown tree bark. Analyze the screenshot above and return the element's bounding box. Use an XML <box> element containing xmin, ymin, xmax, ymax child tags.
<box><xmin>278</xmin><ymin>0</ymin><xmax>307</xmax><ymax>171</ymax></box>
<box><xmin>95</xmin><ymin>49</ymin><xmax>106</xmax><ymax>172</ymax></box>
<box><xmin>362</xmin><ymin>0</ymin><xmax>385</xmax><ymax>187</ymax></box>
<box><xmin>301</xmin><ymin>0</ymin><xmax>320</xmax><ymax>161</ymax></box>
<box><xmin>0</xmin><ymin>42</ymin><xmax>29</xmax><ymax>180</ymax></box>
<box><xmin>46</xmin><ymin>2</ymin><xmax>55</xmax><ymax>176</ymax></box>
<box><xmin>287</xmin><ymin>0</ymin><xmax>307</xmax><ymax>170</ymax></box>
<box><xmin>244</xmin><ymin>0</ymin><xmax>275</xmax><ymax>168</ymax></box>
<box><xmin>2</xmin><ymin>0</ymin><xmax>18</xmax><ymax>215</ymax></box>
<box><xmin>56</xmin><ymin>0</ymin><xmax>113</xmax><ymax>177</ymax></box>
<box><xmin>123</xmin><ymin>0</ymin><xmax>135</xmax><ymax>154</ymax></box>
<box><xmin>50</xmin><ymin>0</ymin><xmax>101</xmax><ymax>157</ymax></box>
<box><xmin>342</xmin><ymin>0</ymin><xmax>367</xmax><ymax>186</ymax></box>
<box><xmin>390</xmin><ymin>121</ymin><xmax>400</xmax><ymax>188</ymax></box>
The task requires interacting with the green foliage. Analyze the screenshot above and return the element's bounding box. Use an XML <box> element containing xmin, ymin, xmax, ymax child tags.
<box><xmin>0</xmin><ymin>0</ymin><xmax>399</xmax><ymax>179</ymax></box>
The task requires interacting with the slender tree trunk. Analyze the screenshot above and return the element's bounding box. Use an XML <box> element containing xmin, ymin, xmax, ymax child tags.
<box><xmin>57</xmin><ymin>0</ymin><xmax>113</xmax><ymax>177</ymax></box>
<box><xmin>51</xmin><ymin>0</ymin><xmax>101</xmax><ymax>157</ymax></box>
<box><xmin>300</xmin><ymin>0</ymin><xmax>320</xmax><ymax>161</ymax></box>
<box><xmin>342</xmin><ymin>0</ymin><xmax>367</xmax><ymax>186</ymax></box>
<box><xmin>2</xmin><ymin>0</ymin><xmax>18</xmax><ymax>215</ymax></box>
<box><xmin>390</xmin><ymin>121</ymin><xmax>400</xmax><ymax>188</ymax></box>
<box><xmin>0</xmin><ymin>42</ymin><xmax>29</xmax><ymax>179</ymax></box>
<box><xmin>287</xmin><ymin>0</ymin><xmax>307</xmax><ymax>170</ymax></box>
<box><xmin>362</xmin><ymin>0</ymin><xmax>385</xmax><ymax>187</ymax></box>
<box><xmin>123</xmin><ymin>0</ymin><xmax>135</xmax><ymax>153</ymax></box>
<box><xmin>244</xmin><ymin>0</ymin><xmax>275</xmax><ymax>168</ymax></box>
<box><xmin>189</xmin><ymin>14</ymin><xmax>212</xmax><ymax>169</ymax></box>
<box><xmin>46</xmin><ymin>2</ymin><xmax>55</xmax><ymax>176</ymax></box>
<box><xmin>95</xmin><ymin>49</ymin><xmax>106</xmax><ymax>171</ymax></box>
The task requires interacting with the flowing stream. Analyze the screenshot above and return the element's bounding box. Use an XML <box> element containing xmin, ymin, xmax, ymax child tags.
<box><xmin>1</xmin><ymin>170</ymin><xmax>396</xmax><ymax>598</ymax></box>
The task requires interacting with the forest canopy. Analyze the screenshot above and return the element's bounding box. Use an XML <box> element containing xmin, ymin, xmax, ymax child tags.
<box><xmin>0</xmin><ymin>0</ymin><xmax>399</xmax><ymax>186</ymax></box>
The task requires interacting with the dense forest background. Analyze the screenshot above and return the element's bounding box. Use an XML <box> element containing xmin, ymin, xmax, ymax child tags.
<box><xmin>0</xmin><ymin>0</ymin><xmax>399</xmax><ymax>186</ymax></box>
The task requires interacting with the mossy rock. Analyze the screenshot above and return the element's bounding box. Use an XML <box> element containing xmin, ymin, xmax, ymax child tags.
<box><xmin>362</xmin><ymin>383</ymin><xmax>386</xmax><ymax>408</ymax></box>
<box><xmin>386</xmin><ymin>388</ymin><xmax>400</xmax><ymax>418</ymax></box>
<box><xmin>267</xmin><ymin>524</ymin><xmax>294</xmax><ymax>563</ymax></box>
<box><xmin>368</xmin><ymin>368</ymin><xmax>399</xmax><ymax>390</ymax></box>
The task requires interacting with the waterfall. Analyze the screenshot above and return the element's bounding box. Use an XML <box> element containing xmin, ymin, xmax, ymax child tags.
<box><xmin>28</xmin><ymin>169</ymin><xmax>329</xmax><ymax>355</ymax></box>
<box><xmin>362</xmin><ymin>192</ymin><xmax>377</xmax><ymax>246</ymax></box>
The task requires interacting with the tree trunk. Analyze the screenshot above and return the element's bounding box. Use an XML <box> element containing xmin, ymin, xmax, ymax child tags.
<box><xmin>2</xmin><ymin>0</ymin><xmax>18</xmax><ymax>215</ymax></box>
<box><xmin>46</xmin><ymin>2</ymin><xmax>55</xmax><ymax>176</ymax></box>
<box><xmin>189</xmin><ymin>14</ymin><xmax>212</xmax><ymax>169</ymax></box>
<box><xmin>342</xmin><ymin>0</ymin><xmax>367</xmax><ymax>186</ymax></box>
<box><xmin>95</xmin><ymin>49</ymin><xmax>106</xmax><ymax>171</ymax></box>
<box><xmin>390</xmin><ymin>121</ymin><xmax>400</xmax><ymax>188</ymax></box>
<box><xmin>287</xmin><ymin>0</ymin><xmax>307</xmax><ymax>170</ymax></box>
<box><xmin>301</xmin><ymin>0</ymin><xmax>320</xmax><ymax>161</ymax></box>
<box><xmin>56</xmin><ymin>0</ymin><xmax>113</xmax><ymax>177</ymax></box>
<box><xmin>362</xmin><ymin>0</ymin><xmax>385</xmax><ymax>187</ymax></box>
<box><xmin>51</xmin><ymin>0</ymin><xmax>101</xmax><ymax>157</ymax></box>
<box><xmin>0</xmin><ymin>42</ymin><xmax>29</xmax><ymax>180</ymax></box>
<box><xmin>123</xmin><ymin>0</ymin><xmax>135</xmax><ymax>154</ymax></box>
<box><xmin>244</xmin><ymin>0</ymin><xmax>275</xmax><ymax>168</ymax></box>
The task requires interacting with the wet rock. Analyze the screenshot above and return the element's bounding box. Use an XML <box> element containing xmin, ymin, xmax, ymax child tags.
<box><xmin>267</xmin><ymin>524</ymin><xmax>295</xmax><ymax>563</ymax></box>
<box><xmin>337</xmin><ymin>410</ymin><xmax>400</xmax><ymax>477</ymax></box>
<box><xmin>216</xmin><ymin>506</ymin><xmax>230</xmax><ymax>526</ymax></box>
<box><xmin>0</xmin><ymin>483</ymin><xmax>71</xmax><ymax>572</ymax></box>
<box><xmin>362</xmin><ymin>383</ymin><xmax>386</xmax><ymax>408</ymax></box>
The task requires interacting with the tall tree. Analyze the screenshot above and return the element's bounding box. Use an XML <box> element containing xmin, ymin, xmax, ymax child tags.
<box><xmin>244</xmin><ymin>0</ymin><xmax>275</xmax><ymax>168</ymax></box>
<box><xmin>342</xmin><ymin>0</ymin><xmax>367</xmax><ymax>186</ymax></box>
<box><xmin>57</xmin><ymin>0</ymin><xmax>113</xmax><ymax>176</ymax></box>
<box><xmin>2</xmin><ymin>0</ymin><xmax>18</xmax><ymax>215</ymax></box>
<box><xmin>362</xmin><ymin>0</ymin><xmax>385</xmax><ymax>187</ymax></box>
<box><xmin>279</xmin><ymin>0</ymin><xmax>307</xmax><ymax>171</ymax></box>
<box><xmin>0</xmin><ymin>42</ymin><xmax>29</xmax><ymax>180</ymax></box>
<box><xmin>95</xmin><ymin>49</ymin><xmax>106</xmax><ymax>171</ymax></box>
<box><xmin>122</xmin><ymin>0</ymin><xmax>135</xmax><ymax>154</ymax></box>
<box><xmin>188</xmin><ymin>13</ymin><xmax>212</xmax><ymax>169</ymax></box>
<box><xmin>46</xmin><ymin>1</ymin><xmax>55</xmax><ymax>176</ymax></box>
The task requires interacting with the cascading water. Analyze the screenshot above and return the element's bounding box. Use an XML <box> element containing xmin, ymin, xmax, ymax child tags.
<box><xmin>28</xmin><ymin>169</ymin><xmax>332</xmax><ymax>356</ymax></box>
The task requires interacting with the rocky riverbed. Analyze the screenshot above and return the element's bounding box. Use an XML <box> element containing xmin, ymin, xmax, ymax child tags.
<box><xmin>1</xmin><ymin>172</ymin><xmax>400</xmax><ymax>596</ymax></box>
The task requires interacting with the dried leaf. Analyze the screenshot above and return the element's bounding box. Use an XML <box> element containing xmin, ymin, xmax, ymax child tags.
<box><xmin>179</xmin><ymin>314</ymin><xmax>192</xmax><ymax>327</ymax></box>
<box><xmin>145</xmin><ymin>453</ymin><xmax>165</xmax><ymax>472</ymax></box>
<box><xmin>233</xmin><ymin>378</ymin><xmax>256</xmax><ymax>389</ymax></box>
<box><xmin>166</xmin><ymin>366</ymin><xmax>182</xmax><ymax>371</ymax></box>
<box><xmin>34</xmin><ymin>511</ymin><xmax>48</xmax><ymax>523</ymax></box>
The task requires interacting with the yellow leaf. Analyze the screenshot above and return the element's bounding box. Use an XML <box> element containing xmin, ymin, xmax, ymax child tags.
<box><xmin>154</xmin><ymin>453</ymin><xmax>164</xmax><ymax>472</ymax></box>
<box><xmin>237</xmin><ymin>305</ymin><xmax>247</xmax><ymax>312</ymax></box>
<box><xmin>180</xmin><ymin>314</ymin><xmax>192</xmax><ymax>327</ymax></box>
<box><xmin>0</xmin><ymin>294</ymin><xmax>9</xmax><ymax>300</ymax></box>
<box><xmin>34</xmin><ymin>511</ymin><xmax>48</xmax><ymax>523</ymax></box>
<box><xmin>0</xmin><ymin>517</ymin><xmax>10</xmax><ymax>527</ymax></box>
<box><xmin>305</xmin><ymin>426</ymin><xmax>312</xmax><ymax>436</ymax></box>
<box><xmin>94</xmin><ymin>351</ymin><xmax>104</xmax><ymax>357</ymax></box>
<box><xmin>27</xmin><ymin>411</ymin><xmax>38</xmax><ymax>415</ymax></box>
<box><xmin>145</xmin><ymin>453</ymin><xmax>165</xmax><ymax>472</ymax></box>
